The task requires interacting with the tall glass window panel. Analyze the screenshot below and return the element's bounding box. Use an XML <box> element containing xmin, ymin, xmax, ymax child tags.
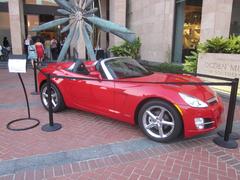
<box><xmin>27</xmin><ymin>15</ymin><xmax>39</xmax><ymax>37</ymax></box>
<box><xmin>0</xmin><ymin>12</ymin><xmax>11</xmax><ymax>45</ymax></box>
<box><xmin>172</xmin><ymin>0</ymin><xmax>202</xmax><ymax>63</ymax></box>
<box><xmin>230</xmin><ymin>0</ymin><xmax>240</xmax><ymax>35</ymax></box>
<box><xmin>25</xmin><ymin>0</ymin><xmax>56</xmax><ymax>6</ymax></box>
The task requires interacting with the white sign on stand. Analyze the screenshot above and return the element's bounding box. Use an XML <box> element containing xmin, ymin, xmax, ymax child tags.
<box><xmin>8</xmin><ymin>59</ymin><xmax>26</xmax><ymax>73</ymax></box>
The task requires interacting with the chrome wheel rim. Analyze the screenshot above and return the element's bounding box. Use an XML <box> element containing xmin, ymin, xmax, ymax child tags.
<box><xmin>42</xmin><ymin>86</ymin><xmax>58</xmax><ymax>109</ymax></box>
<box><xmin>142</xmin><ymin>105</ymin><xmax>175</xmax><ymax>139</ymax></box>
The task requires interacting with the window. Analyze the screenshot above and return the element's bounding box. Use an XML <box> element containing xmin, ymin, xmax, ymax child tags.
<box><xmin>230</xmin><ymin>0</ymin><xmax>240</xmax><ymax>35</ymax></box>
<box><xmin>105</xmin><ymin>58</ymin><xmax>152</xmax><ymax>79</ymax></box>
<box><xmin>0</xmin><ymin>12</ymin><xmax>10</xmax><ymax>45</ymax></box>
<box><xmin>172</xmin><ymin>0</ymin><xmax>203</xmax><ymax>63</ymax></box>
<box><xmin>25</xmin><ymin>0</ymin><xmax>56</xmax><ymax>6</ymax></box>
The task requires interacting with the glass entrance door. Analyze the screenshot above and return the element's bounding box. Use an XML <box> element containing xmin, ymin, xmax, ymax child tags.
<box><xmin>172</xmin><ymin>0</ymin><xmax>203</xmax><ymax>63</ymax></box>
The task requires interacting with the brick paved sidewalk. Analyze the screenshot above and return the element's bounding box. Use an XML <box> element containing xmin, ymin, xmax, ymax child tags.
<box><xmin>0</xmin><ymin>69</ymin><xmax>240</xmax><ymax>180</ymax></box>
<box><xmin>1</xmin><ymin>134</ymin><xmax>240</xmax><ymax>180</ymax></box>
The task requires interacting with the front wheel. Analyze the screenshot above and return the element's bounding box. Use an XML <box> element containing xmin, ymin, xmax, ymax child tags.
<box><xmin>138</xmin><ymin>100</ymin><xmax>182</xmax><ymax>142</ymax></box>
<box><xmin>40</xmin><ymin>83</ymin><xmax>65</xmax><ymax>112</ymax></box>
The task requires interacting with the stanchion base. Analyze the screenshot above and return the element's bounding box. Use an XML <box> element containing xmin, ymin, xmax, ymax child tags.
<box><xmin>7</xmin><ymin>118</ymin><xmax>40</xmax><ymax>131</ymax></box>
<box><xmin>41</xmin><ymin>123</ymin><xmax>62</xmax><ymax>132</ymax></box>
<box><xmin>31</xmin><ymin>92</ymin><xmax>40</xmax><ymax>95</ymax></box>
<box><xmin>217</xmin><ymin>130</ymin><xmax>240</xmax><ymax>140</ymax></box>
<box><xmin>213</xmin><ymin>136</ymin><xmax>238</xmax><ymax>149</ymax></box>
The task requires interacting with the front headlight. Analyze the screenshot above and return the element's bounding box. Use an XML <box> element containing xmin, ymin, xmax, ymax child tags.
<box><xmin>179</xmin><ymin>93</ymin><xmax>208</xmax><ymax>108</ymax></box>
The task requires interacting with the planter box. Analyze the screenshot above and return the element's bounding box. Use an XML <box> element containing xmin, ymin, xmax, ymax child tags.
<box><xmin>197</xmin><ymin>53</ymin><xmax>240</xmax><ymax>94</ymax></box>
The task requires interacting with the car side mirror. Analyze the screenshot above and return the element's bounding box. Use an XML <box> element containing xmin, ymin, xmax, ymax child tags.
<box><xmin>89</xmin><ymin>71</ymin><xmax>103</xmax><ymax>81</ymax></box>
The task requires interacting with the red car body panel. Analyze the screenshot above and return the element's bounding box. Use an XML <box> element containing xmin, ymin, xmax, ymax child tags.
<box><xmin>38</xmin><ymin>61</ymin><xmax>224</xmax><ymax>138</ymax></box>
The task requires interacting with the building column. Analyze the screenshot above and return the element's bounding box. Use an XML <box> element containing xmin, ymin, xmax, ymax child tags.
<box><xmin>99</xmin><ymin>0</ymin><xmax>108</xmax><ymax>50</ymax></box>
<box><xmin>8</xmin><ymin>0</ymin><xmax>25</xmax><ymax>55</ymax></box>
<box><xmin>109</xmin><ymin>0</ymin><xmax>126</xmax><ymax>47</ymax></box>
<box><xmin>200</xmin><ymin>0</ymin><xmax>233</xmax><ymax>42</ymax></box>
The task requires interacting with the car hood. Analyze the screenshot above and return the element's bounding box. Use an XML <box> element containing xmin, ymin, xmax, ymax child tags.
<box><xmin>122</xmin><ymin>72</ymin><xmax>216</xmax><ymax>101</ymax></box>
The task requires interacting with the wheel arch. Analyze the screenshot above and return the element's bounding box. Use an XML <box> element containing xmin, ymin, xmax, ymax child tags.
<box><xmin>39</xmin><ymin>80</ymin><xmax>47</xmax><ymax>90</ymax></box>
<box><xmin>39</xmin><ymin>79</ymin><xmax>66</xmax><ymax>105</ymax></box>
<box><xmin>134</xmin><ymin>97</ymin><xmax>184</xmax><ymax>128</ymax></box>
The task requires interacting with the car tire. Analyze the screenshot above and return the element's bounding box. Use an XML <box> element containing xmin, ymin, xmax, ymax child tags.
<box><xmin>138</xmin><ymin>100</ymin><xmax>182</xmax><ymax>142</ymax></box>
<box><xmin>40</xmin><ymin>82</ymin><xmax>65</xmax><ymax>113</ymax></box>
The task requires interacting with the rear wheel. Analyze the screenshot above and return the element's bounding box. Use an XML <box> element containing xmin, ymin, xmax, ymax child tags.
<box><xmin>138</xmin><ymin>100</ymin><xmax>182</xmax><ymax>142</ymax></box>
<box><xmin>40</xmin><ymin>83</ymin><xmax>65</xmax><ymax>112</ymax></box>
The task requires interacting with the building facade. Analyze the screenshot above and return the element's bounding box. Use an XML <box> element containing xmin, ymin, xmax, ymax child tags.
<box><xmin>0</xmin><ymin>0</ymin><xmax>239</xmax><ymax>63</ymax></box>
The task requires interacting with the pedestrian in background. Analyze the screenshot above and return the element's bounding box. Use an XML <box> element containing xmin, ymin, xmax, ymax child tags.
<box><xmin>35</xmin><ymin>39</ymin><xmax>44</xmax><ymax>66</ymax></box>
<box><xmin>3</xmin><ymin>37</ymin><xmax>10</xmax><ymax>49</ymax></box>
<box><xmin>3</xmin><ymin>37</ymin><xmax>10</xmax><ymax>53</ymax></box>
<box><xmin>44</xmin><ymin>36</ymin><xmax>51</xmax><ymax>60</ymax></box>
<box><xmin>51</xmin><ymin>37</ymin><xmax>58</xmax><ymax>60</ymax></box>
<box><xmin>2</xmin><ymin>37</ymin><xmax>10</xmax><ymax>60</ymax></box>
<box><xmin>24</xmin><ymin>35</ymin><xmax>32</xmax><ymax>60</ymax></box>
<box><xmin>28</xmin><ymin>40</ymin><xmax>37</xmax><ymax>67</ymax></box>
<box><xmin>0</xmin><ymin>45</ymin><xmax>3</xmax><ymax>61</ymax></box>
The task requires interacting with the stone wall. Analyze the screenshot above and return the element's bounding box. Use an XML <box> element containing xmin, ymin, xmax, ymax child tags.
<box><xmin>200</xmin><ymin>0</ymin><xmax>233</xmax><ymax>42</ymax></box>
<box><xmin>197</xmin><ymin>53</ymin><xmax>240</xmax><ymax>92</ymax></box>
<box><xmin>8</xmin><ymin>0</ymin><xmax>25</xmax><ymax>54</ymax></box>
<box><xmin>109</xmin><ymin>0</ymin><xmax>127</xmax><ymax>47</ymax></box>
<box><xmin>127</xmin><ymin>0</ymin><xmax>175</xmax><ymax>63</ymax></box>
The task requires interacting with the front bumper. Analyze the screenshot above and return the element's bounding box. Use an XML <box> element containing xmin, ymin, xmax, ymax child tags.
<box><xmin>180</xmin><ymin>97</ymin><xmax>224</xmax><ymax>138</ymax></box>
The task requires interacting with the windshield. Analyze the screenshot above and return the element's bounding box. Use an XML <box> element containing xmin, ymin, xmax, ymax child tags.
<box><xmin>105</xmin><ymin>58</ymin><xmax>153</xmax><ymax>79</ymax></box>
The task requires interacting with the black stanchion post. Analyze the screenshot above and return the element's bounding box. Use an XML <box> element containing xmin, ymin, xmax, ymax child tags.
<box><xmin>31</xmin><ymin>60</ymin><xmax>39</xmax><ymax>95</ymax></box>
<box><xmin>41</xmin><ymin>73</ymin><xmax>62</xmax><ymax>132</ymax></box>
<box><xmin>213</xmin><ymin>78</ymin><xmax>239</xmax><ymax>149</ymax></box>
<box><xmin>218</xmin><ymin>78</ymin><xmax>240</xmax><ymax>140</ymax></box>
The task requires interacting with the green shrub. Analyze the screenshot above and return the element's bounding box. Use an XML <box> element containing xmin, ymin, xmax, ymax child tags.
<box><xmin>109</xmin><ymin>37</ymin><xmax>141</xmax><ymax>59</ymax></box>
<box><xmin>183</xmin><ymin>35</ymin><xmax>240</xmax><ymax>73</ymax></box>
<box><xmin>200</xmin><ymin>37</ymin><xmax>228</xmax><ymax>53</ymax></box>
<box><xmin>183</xmin><ymin>51</ymin><xmax>198</xmax><ymax>73</ymax></box>
<box><xmin>225</xmin><ymin>35</ymin><xmax>240</xmax><ymax>54</ymax></box>
<box><xmin>198</xmin><ymin>35</ymin><xmax>240</xmax><ymax>54</ymax></box>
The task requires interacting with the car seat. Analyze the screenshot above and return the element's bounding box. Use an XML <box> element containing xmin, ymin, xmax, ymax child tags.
<box><xmin>73</xmin><ymin>59</ymin><xmax>89</xmax><ymax>75</ymax></box>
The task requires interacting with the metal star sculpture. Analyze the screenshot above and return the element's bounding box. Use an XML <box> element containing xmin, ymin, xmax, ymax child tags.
<box><xmin>32</xmin><ymin>0</ymin><xmax>137</xmax><ymax>61</ymax></box>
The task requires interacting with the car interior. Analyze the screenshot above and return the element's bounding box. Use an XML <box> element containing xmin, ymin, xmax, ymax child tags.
<box><xmin>72</xmin><ymin>59</ymin><xmax>90</xmax><ymax>75</ymax></box>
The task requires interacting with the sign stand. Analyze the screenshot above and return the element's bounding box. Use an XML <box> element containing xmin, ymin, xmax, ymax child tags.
<box><xmin>6</xmin><ymin>55</ymin><xmax>40</xmax><ymax>131</ymax></box>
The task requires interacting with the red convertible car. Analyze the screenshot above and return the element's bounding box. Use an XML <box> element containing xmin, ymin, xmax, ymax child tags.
<box><xmin>38</xmin><ymin>57</ymin><xmax>223</xmax><ymax>142</ymax></box>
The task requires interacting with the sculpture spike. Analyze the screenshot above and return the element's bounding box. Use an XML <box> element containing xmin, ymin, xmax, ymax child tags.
<box><xmin>81</xmin><ymin>0</ymin><xmax>86</xmax><ymax>9</ymax></box>
<box><xmin>61</xmin><ymin>21</ymin><xmax>75</xmax><ymax>33</ymax></box>
<box><xmin>85</xmin><ymin>16</ymin><xmax>136</xmax><ymax>43</ymax></box>
<box><xmin>82</xmin><ymin>22</ymin><xmax>96</xmax><ymax>61</ymax></box>
<box><xmin>85</xmin><ymin>0</ymin><xmax>94</xmax><ymax>9</ymax></box>
<box><xmin>58</xmin><ymin>24</ymin><xmax>76</xmax><ymax>61</ymax></box>
<box><xmin>55</xmin><ymin>0</ymin><xmax>74</xmax><ymax>12</ymax></box>
<box><xmin>84</xmin><ymin>22</ymin><xmax>93</xmax><ymax>34</ymax></box>
<box><xmin>83</xmin><ymin>8</ymin><xmax>98</xmax><ymax>16</ymax></box>
<box><xmin>32</xmin><ymin>18</ymin><xmax>69</xmax><ymax>32</ymax></box>
<box><xmin>57</xmin><ymin>9</ymin><xmax>71</xmax><ymax>15</ymax></box>
<box><xmin>72</xmin><ymin>21</ymin><xmax>81</xmax><ymax>43</ymax></box>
